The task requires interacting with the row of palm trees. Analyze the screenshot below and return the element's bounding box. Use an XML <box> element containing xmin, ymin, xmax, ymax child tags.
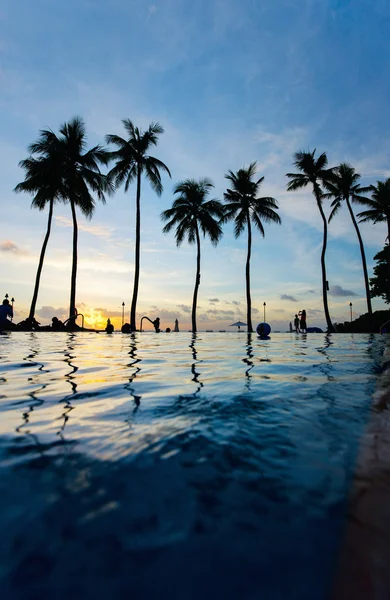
<box><xmin>15</xmin><ymin>116</ymin><xmax>390</xmax><ymax>333</ymax></box>
<box><xmin>287</xmin><ymin>152</ymin><xmax>390</xmax><ymax>332</ymax></box>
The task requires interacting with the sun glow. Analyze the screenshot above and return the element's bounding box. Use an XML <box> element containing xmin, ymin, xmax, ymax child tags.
<box><xmin>83</xmin><ymin>307</ymin><xmax>107</xmax><ymax>330</ymax></box>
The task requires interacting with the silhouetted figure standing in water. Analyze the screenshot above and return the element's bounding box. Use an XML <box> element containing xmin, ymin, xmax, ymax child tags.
<box><xmin>294</xmin><ymin>314</ymin><xmax>300</xmax><ymax>333</ymax></box>
<box><xmin>299</xmin><ymin>309</ymin><xmax>307</xmax><ymax>333</ymax></box>
<box><xmin>153</xmin><ymin>317</ymin><xmax>160</xmax><ymax>332</ymax></box>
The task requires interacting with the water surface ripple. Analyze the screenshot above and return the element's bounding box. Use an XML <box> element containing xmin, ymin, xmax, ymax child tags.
<box><xmin>0</xmin><ymin>332</ymin><xmax>384</xmax><ymax>599</ymax></box>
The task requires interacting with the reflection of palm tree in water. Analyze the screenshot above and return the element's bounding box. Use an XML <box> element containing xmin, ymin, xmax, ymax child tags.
<box><xmin>315</xmin><ymin>334</ymin><xmax>336</xmax><ymax>381</ymax></box>
<box><xmin>58</xmin><ymin>333</ymin><xmax>78</xmax><ymax>438</ymax></box>
<box><xmin>124</xmin><ymin>334</ymin><xmax>142</xmax><ymax>414</ymax></box>
<box><xmin>243</xmin><ymin>333</ymin><xmax>254</xmax><ymax>388</ymax></box>
<box><xmin>16</xmin><ymin>333</ymin><xmax>47</xmax><ymax>457</ymax></box>
<box><xmin>190</xmin><ymin>333</ymin><xmax>203</xmax><ymax>395</ymax></box>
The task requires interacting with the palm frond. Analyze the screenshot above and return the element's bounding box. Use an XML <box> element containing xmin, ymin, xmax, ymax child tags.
<box><xmin>328</xmin><ymin>200</ymin><xmax>341</xmax><ymax>222</ymax></box>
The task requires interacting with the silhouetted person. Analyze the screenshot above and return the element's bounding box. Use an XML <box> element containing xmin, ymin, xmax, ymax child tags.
<box><xmin>105</xmin><ymin>318</ymin><xmax>114</xmax><ymax>334</ymax></box>
<box><xmin>51</xmin><ymin>317</ymin><xmax>64</xmax><ymax>330</ymax></box>
<box><xmin>165</xmin><ymin>327</ymin><xmax>171</xmax><ymax>333</ymax></box>
<box><xmin>121</xmin><ymin>323</ymin><xmax>133</xmax><ymax>333</ymax></box>
<box><xmin>174</xmin><ymin>318</ymin><xmax>179</xmax><ymax>332</ymax></box>
<box><xmin>299</xmin><ymin>309</ymin><xmax>307</xmax><ymax>333</ymax></box>
<box><xmin>153</xmin><ymin>317</ymin><xmax>160</xmax><ymax>333</ymax></box>
<box><xmin>0</xmin><ymin>299</ymin><xmax>14</xmax><ymax>329</ymax></box>
<box><xmin>294</xmin><ymin>314</ymin><xmax>300</xmax><ymax>333</ymax></box>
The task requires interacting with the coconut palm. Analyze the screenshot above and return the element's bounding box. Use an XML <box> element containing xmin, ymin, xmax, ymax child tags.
<box><xmin>286</xmin><ymin>150</ymin><xmax>335</xmax><ymax>333</ymax></box>
<box><xmin>16</xmin><ymin>117</ymin><xmax>111</xmax><ymax>325</ymax></box>
<box><xmin>161</xmin><ymin>179</ymin><xmax>224</xmax><ymax>333</ymax></box>
<box><xmin>15</xmin><ymin>150</ymin><xmax>65</xmax><ymax>320</ymax></box>
<box><xmin>324</xmin><ymin>163</ymin><xmax>372</xmax><ymax>314</ymax></box>
<box><xmin>357</xmin><ymin>179</ymin><xmax>390</xmax><ymax>241</ymax></box>
<box><xmin>58</xmin><ymin>118</ymin><xmax>111</xmax><ymax>322</ymax></box>
<box><xmin>223</xmin><ymin>163</ymin><xmax>281</xmax><ymax>333</ymax></box>
<box><xmin>106</xmin><ymin>120</ymin><xmax>171</xmax><ymax>331</ymax></box>
<box><xmin>357</xmin><ymin>178</ymin><xmax>390</xmax><ymax>299</ymax></box>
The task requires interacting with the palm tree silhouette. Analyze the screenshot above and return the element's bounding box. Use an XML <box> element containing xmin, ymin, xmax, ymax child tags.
<box><xmin>357</xmin><ymin>179</ymin><xmax>390</xmax><ymax>242</ymax></box>
<box><xmin>15</xmin><ymin>117</ymin><xmax>110</xmax><ymax>323</ymax></box>
<box><xmin>161</xmin><ymin>179</ymin><xmax>224</xmax><ymax>333</ymax></box>
<box><xmin>286</xmin><ymin>150</ymin><xmax>335</xmax><ymax>333</ymax></box>
<box><xmin>357</xmin><ymin>178</ymin><xmax>390</xmax><ymax>299</ymax></box>
<box><xmin>59</xmin><ymin>118</ymin><xmax>111</xmax><ymax>322</ymax></box>
<box><xmin>223</xmin><ymin>163</ymin><xmax>281</xmax><ymax>333</ymax></box>
<box><xmin>106</xmin><ymin>120</ymin><xmax>171</xmax><ymax>331</ymax></box>
<box><xmin>15</xmin><ymin>148</ymin><xmax>65</xmax><ymax>320</ymax></box>
<box><xmin>324</xmin><ymin>163</ymin><xmax>372</xmax><ymax>315</ymax></box>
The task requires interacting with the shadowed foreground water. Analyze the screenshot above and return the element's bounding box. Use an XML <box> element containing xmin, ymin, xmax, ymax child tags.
<box><xmin>0</xmin><ymin>332</ymin><xmax>385</xmax><ymax>599</ymax></box>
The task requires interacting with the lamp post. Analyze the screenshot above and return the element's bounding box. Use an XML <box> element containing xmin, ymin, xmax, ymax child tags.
<box><xmin>263</xmin><ymin>302</ymin><xmax>266</xmax><ymax>322</ymax></box>
<box><xmin>122</xmin><ymin>302</ymin><xmax>125</xmax><ymax>326</ymax></box>
<box><xmin>349</xmin><ymin>302</ymin><xmax>353</xmax><ymax>323</ymax></box>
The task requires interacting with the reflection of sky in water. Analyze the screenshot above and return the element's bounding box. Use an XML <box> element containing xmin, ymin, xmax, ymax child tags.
<box><xmin>0</xmin><ymin>332</ymin><xmax>385</xmax><ymax>599</ymax></box>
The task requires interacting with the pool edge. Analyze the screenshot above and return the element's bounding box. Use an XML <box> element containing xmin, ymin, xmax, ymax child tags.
<box><xmin>332</xmin><ymin>342</ymin><xmax>390</xmax><ymax>599</ymax></box>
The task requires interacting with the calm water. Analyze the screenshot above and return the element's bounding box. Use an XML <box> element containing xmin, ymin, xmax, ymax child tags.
<box><xmin>0</xmin><ymin>332</ymin><xmax>385</xmax><ymax>599</ymax></box>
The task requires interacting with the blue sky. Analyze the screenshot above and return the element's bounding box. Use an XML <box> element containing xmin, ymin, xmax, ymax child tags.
<box><xmin>1</xmin><ymin>0</ymin><xmax>389</xmax><ymax>330</ymax></box>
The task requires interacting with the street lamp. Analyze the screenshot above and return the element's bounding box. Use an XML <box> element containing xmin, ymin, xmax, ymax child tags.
<box><xmin>263</xmin><ymin>302</ymin><xmax>266</xmax><ymax>322</ymax></box>
<box><xmin>122</xmin><ymin>302</ymin><xmax>125</xmax><ymax>326</ymax></box>
<box><xmin>349</xmin><ymin>302</ymin><xmax>353</xmax><ymax>322</ymax></box>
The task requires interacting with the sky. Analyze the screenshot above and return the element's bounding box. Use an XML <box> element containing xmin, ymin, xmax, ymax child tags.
<box><xmin>1</xmin><ymin>0</ymin><xmax>390</xmax><ymax>331</ymax></box>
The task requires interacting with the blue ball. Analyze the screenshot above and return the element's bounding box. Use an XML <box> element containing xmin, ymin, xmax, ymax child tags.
<box><xmin>256</xmin><ymin>322</ymin><xmax>271</xmax><ymax>337</ymax></box>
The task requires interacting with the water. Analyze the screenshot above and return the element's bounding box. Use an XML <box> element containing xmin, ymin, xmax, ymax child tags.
<box><xmin>0</xmin><ymin>332</ymin><xmax>385</xmax><ymax>599</ymax></box>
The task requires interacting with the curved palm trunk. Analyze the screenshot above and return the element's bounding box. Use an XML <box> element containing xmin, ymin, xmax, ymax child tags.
<box><xmin>69</xmin><ymin>198</ymin><xmax>78</xmax><ymax>324</ymax></box>
<box><xmin>346</xmin><ymin>197</ymin><xmax>372</xmax><ymax>315</ymax></box>
<box><xmin>29</xmin><ymin>199</ymin><xmax>54</xmax><ymax>320</ymax></box>
<box><xmin>315</xmin><ymin>192</ymin><xmax>334</xmax><ymax>333</ymax></box>
<box><xmin>191</xmin><ymin>226</ymin><xmax>201</xmax><ymax>333</ymax></box>
<box><xmin>130</xmin><ymin>167</ymin><xmax>141</xmax><ymax>331</ymax></box>
<box><xmin>246</xmin><ymin>214</ymin><xmax>253</xmax><ymax>333</ymax></box>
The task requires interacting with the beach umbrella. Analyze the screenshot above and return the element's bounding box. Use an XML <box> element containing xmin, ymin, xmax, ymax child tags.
<box><xmin>230</xmin><ymin>321</ymin><xmax>247</xmax><ymax>331</ymax></box>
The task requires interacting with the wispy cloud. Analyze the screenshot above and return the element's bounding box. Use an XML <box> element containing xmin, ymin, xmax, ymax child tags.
<box><xmin>280</xmin><ymin>294</ymin><xmax>297</xmax><ymax>302</ymax></box>
<box><xmin>177</xmin><ymin>304</ymin><xmax>191</xmax><ymax>313</ymax></box>
<box><xmin>329</xmin><ymin>285</ymin><xmax>358</xmax><ymax>297</ymax></box>
<box><xmin>54</xmin><ymin>216</ymin><xmax>115</xmax><ymax>240</ymax></box>
<box><xmin>0</xmin><ymin>240</ymin><xmax>28</xmax><ymax>255</ymax></box>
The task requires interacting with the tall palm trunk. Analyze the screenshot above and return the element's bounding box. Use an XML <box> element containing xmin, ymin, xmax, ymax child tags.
<box><xmin>387</xmin><ymin>219</ymin><xmax>390</xmax><ymax>300</ymax></box>
<box><xmin>246</xmin><ymin>214</ymin><xmax>253</xmax><ymax>333</ymax></box>
<box><xmin>315</xmin><ymin>190</ymin><xmax>334</xmax><ymax>333</ymax></box>
<box><xmin>130</xmin><ymin>166</ymin><xmax>141</xmax><ymax>331</ymax></box>
<box><xmin>346</xmin><ymin>196</ymin><xmax>372</xmax><ymax>315</ymax></box>
<box><xmin>69</xmin><ymin>198</ymin><xmax>78</xmax><ymax>323</ymax></box>
<box><xmin>191</xmin><ymin>226</ymin><xmax>201</xmax><ymax>333</ymax></box>
<box><xmin>29</xmin><ymin>199</ymin><xmax>54</xmax><ymax>320</ymax></box>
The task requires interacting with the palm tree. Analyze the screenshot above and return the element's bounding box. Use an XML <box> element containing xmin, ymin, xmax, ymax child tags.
<box><xmin>106</xmin><ymin>120</ymin><xmax>171</xmax><ymax>331</ymax></box>
<box><xmin>161</xmin><ymin>179</ymin><xmax>224</xmax><ymax>333</ymax></box>
<box><xmin>15</xmin><ymin>151</ymin><xmax>65</xmax><ymax>320</ymax></box>
<box><xmin>223</xmin><ymin>163</ymin><xmax>281</xmax><ymax>333</ymax></box>
<box><xmin>286</xmin><ymin>150</ymin><xmax>335</xmax><ymax>333</ymax></box>
<box><xmin>357</xmin><ymin>178</ymin><xmax>390</xmax><ymax>299</ymax></box>
<box><xmin>58</xmin><ymin>118</ymin><xmax>111</xmax><ymax>322</ymax></box>
<box><xmin>357</xmin><ymin>179</ymin><xmax>390</xmax><ymax>241</ymax></box>
<box><xmin>324</xmin><ymin>163</ymin><xmax>372</xmax><ymax>315</ymax></box>
<box><xmin>17</xmin><ymin>117</ymin><xmax>111</xmax><ymax>324</ymax></box>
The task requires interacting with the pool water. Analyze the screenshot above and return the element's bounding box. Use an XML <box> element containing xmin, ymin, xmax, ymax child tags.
<box><xmin>0</xmin><ymin>332</ymin><xmax>385</xmax><ymax>599</ymax></box>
